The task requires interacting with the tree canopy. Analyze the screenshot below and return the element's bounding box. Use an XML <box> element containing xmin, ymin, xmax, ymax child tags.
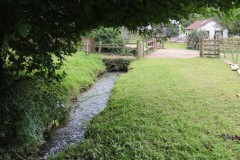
<box><xmin>214</xmin><ymin>8</ymin><xmax>240</xmax><ymax>35</ymax></box>
<box><xmin>0</xmin><ymin>0</ymin><xmax>239</xmax><ymax>80</ymax></box>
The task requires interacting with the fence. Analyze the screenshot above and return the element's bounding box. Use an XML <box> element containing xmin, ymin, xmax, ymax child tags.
<box><xmin>145</xmin><ymin>38</ymin><xmax>157</xmax><ymax>54</ymax></box>
<box><xmin>199</xmin><ymin>37</ymin><xmax>240</xmax><ymax>72</ymax></box>
<box><xmin>219</xmin><ymin>38</ymin><xmax>240</xmax><ymax>72</ymax></box>
<box><xmin>95</xmin><ymin>38</ymin><xmax>158</xmax><ymax>59</ymax></box>
<box><xmin>81</xmin><ymin>37</ymin><xmax>95</xmax><ymax>55</ymax></box>
<box><xmin>199</xmin><ymin>38</ymin><xmax>220</xmax><ymax>57</ymax></box>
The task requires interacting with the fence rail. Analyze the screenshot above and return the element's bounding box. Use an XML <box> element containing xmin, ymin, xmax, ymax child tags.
<box><xmin>218</xmin><ymin>38</ymin><xmax>240</xmax><ymax>74</ymax></box>
<box><xmin>199</xmin><ymin>37</ymin><xmax>240</xmax><ymax>74</ymax></box>
<box><xmin>93</xmin><ymin>38</ymin><xmax>159</xmax><ymax>59</ymax></box>
<box><xmin>199</xmin><ymin>38</ymin><xmax>220</xmax><ymax>57</ymax></box>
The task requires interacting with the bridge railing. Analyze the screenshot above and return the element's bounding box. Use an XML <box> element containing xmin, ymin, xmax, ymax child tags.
<box><xmin>82</xmin><ymin>37</ymin><xmax>159</xmax><ymax>59</ymax></box>
<box><xmin>95</xmin><ymin>38</ymin><xmax>158</xmax><ymax>59</ymax></box>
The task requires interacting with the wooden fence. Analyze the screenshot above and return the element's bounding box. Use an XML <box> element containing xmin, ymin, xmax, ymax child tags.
<box><xmin>94</xmin><ymin>38</ymin><xmax>158</xmax><ymax>59</ymax></box>
<box><xmin>82</xmin><ymin>37</ymin><xmax>95</xmax><ymax>55</ymax></box>
<box><xmin>199</xmin><ymin>37</ymin><xmax>240</xmax><ymax>74</ymax></box>
<box><xmin>219</xmin><ymin>38</ymin><xmax>240</xmax><ymax>72</ymax></box>
<box><xmin>199</xmin><ymin>38</ymin><xmax>220</xmax><ymax>57</ymax></box>
<box><xmin>145</xmin><ymin>38</ymin><xmax>157</xmax><ymax>54</ymax></box>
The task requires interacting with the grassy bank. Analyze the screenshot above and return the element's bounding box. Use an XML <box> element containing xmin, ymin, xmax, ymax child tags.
<box><xmin>51</xmin><ymin>58</ymin><xmax>240</xmax><ymax>159</ymax></box>
<box><xmin>60</xmin><ymin>52</ymin><xmax>106</xmax><ymax>100</ymax></box>
<box><xmin>0</xmin><ymin>52</ymin><xmax>105</xmax><ymax>159</ymax></box>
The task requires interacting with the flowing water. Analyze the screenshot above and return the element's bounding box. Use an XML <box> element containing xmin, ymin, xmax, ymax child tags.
<box><xmin>40</xmin><ymin>72</ymin><xmax>120</xmax><ymax>159</ymax></box>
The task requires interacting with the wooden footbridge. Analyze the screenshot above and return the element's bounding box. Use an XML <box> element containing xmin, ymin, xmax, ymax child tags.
<box><xmin>82</xmin><ymin>38</ymin><xmax>159</xmax><ymax>59</ymax></box>
<box><xmin>82</xmin><ymin>38</ymin><xmax>160</xmax><ymax>71</ymax></box>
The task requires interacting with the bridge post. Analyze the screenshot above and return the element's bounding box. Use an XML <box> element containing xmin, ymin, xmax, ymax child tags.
<box><xmin>98</xmin><ymin>41</ymin><xmax>102</xmax><ymax>53</ymax></box>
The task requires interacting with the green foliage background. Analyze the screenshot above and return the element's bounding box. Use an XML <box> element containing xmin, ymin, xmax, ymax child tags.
<box><xmin>91</xmin><ymin>27</ymin><xmax>124</xmax><ymax>54</ymax></box>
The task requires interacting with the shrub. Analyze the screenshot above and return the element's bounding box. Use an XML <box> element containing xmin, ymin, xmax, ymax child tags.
<box><xmin>90</xmin><ymin>27</ymin><xmax>124</xmax><ymax>54</ymax></box>
<box><xmin>0</xmin><ymin>74</ymin><xmax>68</xmax><ymax>151</ymax></box>
<box><xmin>187</xmin><ymin>30</ymin><xmax>208</xmax><ymax>49</ymax></box>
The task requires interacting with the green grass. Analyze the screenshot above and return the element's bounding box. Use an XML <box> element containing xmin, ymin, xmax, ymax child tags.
<box><xmin>220</xmin><ymin>52</ymin><xmax>240</xmax><ymax>67</ymax></box>
<box><xmin>60</xmin><ymin>51</ymin><xmax>106</xmax><ymax>100</ymax></box>
<box><xmin>165</xmin><ymin>42</ymin><xmax>187</xmax><ymax>49</ymax></box>
<box><xmin>0</xmin><ymin>51</ymin><xmax>106</xmax><ymax>159</ymax></box>
<box><xmin>51</xmin><ymin>58</ymin><xmax>240</xmax><ymax>159</ymax></box>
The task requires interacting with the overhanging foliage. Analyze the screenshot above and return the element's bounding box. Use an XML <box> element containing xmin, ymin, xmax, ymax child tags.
<box><xmin>0</xmin><ymin>0</ymin><xmax>239</xmax><ymax>80</ymax></box>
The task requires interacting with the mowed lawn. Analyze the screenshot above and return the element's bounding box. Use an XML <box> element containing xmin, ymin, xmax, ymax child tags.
<box><xmin>51</xmin><ymin>58</ymin><xmax>240</xmax><ymax>159</ymax></box>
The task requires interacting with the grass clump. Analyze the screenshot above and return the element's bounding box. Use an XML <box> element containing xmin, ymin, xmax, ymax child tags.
<box><xmin>51</xmin><ymin>58</ymin><xmax>240</xmax><ymax>159</ymax></box>
<box><xmin>0</xmin><ymin>52</ymin><xmax>105</xmax><ymax>159</ymax></box>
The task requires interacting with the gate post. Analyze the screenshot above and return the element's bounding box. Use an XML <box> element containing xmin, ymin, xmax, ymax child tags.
<box><xmin>142</xmin><ymin>39</ymin><xmax>144</xmax><ymax>57</ymax></box>
<box><xmin>217</xmin><ymin>38</ymin><xmax>220</xmax><ymax>58</ymax></box>
<box><xmin>152</xmin><ymin>38</ymin><xmax>155</xmax><ymax>51</ymax></box>
<box><xmin>199</xmin><ymin>35</ymin><xmax>203</xmax><ymax>57</ymax></box>
<box><xmin>137</xmin><ymin>40</ymin><xmax>143</xmax><ymax>59</ymax></box>
<box><xmin>98</xmin><ymin>41</ymin><xmax>102</xmax><ymax>53</ymax></box>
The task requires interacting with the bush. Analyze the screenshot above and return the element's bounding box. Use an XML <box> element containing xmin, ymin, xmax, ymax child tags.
<box><xmin>90</xmin><ymin>27</ymin><xmax>124</xmax><ymax>54</ymax></box>
<box><xmin>0</xmin><ymin>75</ymin><xmax>68</xmax><ymax>152</ymax></box>
<box><xmin>187</xmin><ymin>30</ymin><xmax>208</xmax><ymax>49</ymax></box>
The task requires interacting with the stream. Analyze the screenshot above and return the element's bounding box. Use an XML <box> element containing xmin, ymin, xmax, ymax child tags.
<box><xmin>40</xmin><ymin>72</ymin><xmax>120</xmax><ymax>159</ymax></box>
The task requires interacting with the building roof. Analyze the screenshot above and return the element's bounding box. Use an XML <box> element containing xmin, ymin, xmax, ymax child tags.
<box><xmin>185</xmin><ymin>19</ymin><xmax>213</xmax><ymax>30</ymax></box>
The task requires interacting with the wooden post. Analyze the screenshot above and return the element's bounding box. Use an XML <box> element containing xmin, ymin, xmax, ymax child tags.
<box><xmin>214</xmin><ymin>37</ymin><xmax>216</xmax><ymax>56</ymax></box>
<box><xmin>86</xmin><ymin>40</ymin><xmax>89</xmax><ymax>55</ymax></box>
<box><xmin>137</xmin><ymin>40</ymin><xmax>142</xmax><ymax>59</ymax></box>
<box><xmin>145</xmin><ymin>39</ymin><xmax>148</xmax><ymax>55</ymax></box>
<box><xmin>155</xmin><ymin>38</ymin><xmax>158</xmax><ymax>49</ymax></box>
<box><xmin>152</xmin><ymin>38</ymin><xmax>155</xmax><ymax>51</ymax></box>
<box><xmin>223</xmin><ymin>39</ymin><xmax>226</xmax><ymax>59</ymax></box>
<box><xmin>217</xmin><ymin>38</ymin><xmax>220</xmax><ymax>58</ymax></box>
<box><xmin>137</xmin><ymin>40</ymin><xmax>140</xmax><ymax>59</ymax></box>
<box><xmin>199</xmin><ymin>35</ymin><xmax>203</xmax><ymax>57</ymax></box>
<box><xmin>98</xmin><ymin>41</ymin><xmax>102</xmax><ymax>53</ymax></box>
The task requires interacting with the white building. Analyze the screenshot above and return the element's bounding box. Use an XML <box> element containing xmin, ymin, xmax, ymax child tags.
<box><xmin>185</xmin><ymin>19</ymin><xmax>228</xmax><ymax>39</ymax></box>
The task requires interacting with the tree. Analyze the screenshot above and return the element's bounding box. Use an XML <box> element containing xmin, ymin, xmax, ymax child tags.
<box><xmin>213</xmin><ymin>8</ymin><xmax>240</xmax><ymax>35</ymax></box>
<box><xmin>180</xmin><ymin>13</ymin><xmax>209</xmax><ymax>28</ymax></box>
<box><xmin>0</xmin><ymin>0</ymin><xmax>239</xmax><ymax>81</ymax></box>
<box><xmin>187</xmin><ymin>30</ymin><xmax>208</xmax><ymax>49</ymax></box>
<box><xmin>90</xmin><ymin>27</ymin><xmax>124</xmax><ymax>54</ymax></box>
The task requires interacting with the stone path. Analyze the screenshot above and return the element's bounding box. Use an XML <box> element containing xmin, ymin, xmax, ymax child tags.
<box><xmin>146</xmin><ymin>49</ymin><xmax>199</xmax><ymax>59</ymax></box>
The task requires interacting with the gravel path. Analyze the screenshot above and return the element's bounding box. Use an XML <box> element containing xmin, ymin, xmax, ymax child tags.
<box><xmin>146</xmin><ymin>49</ymin><xmax>199</xmax><ymax>59</ymax></box>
